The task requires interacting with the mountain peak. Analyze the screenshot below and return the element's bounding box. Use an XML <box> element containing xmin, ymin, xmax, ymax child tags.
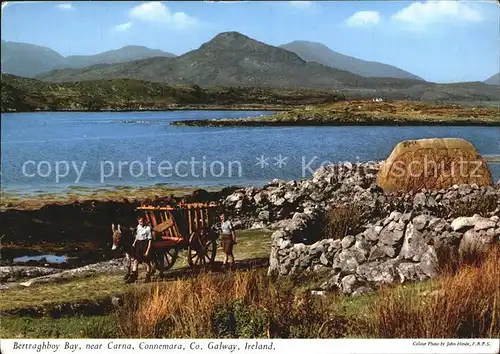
<box><xmin>212</xmin><ymin>31</ymin><xmax>251</xmax><ymax>41</ymax></box>
<box><xmin>200</xmin><ymin>31</ymin><xmax>266</xmax><ymax>51</ymax></box>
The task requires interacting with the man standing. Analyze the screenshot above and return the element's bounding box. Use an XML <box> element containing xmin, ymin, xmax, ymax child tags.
<box><xmin>220</xmin><ymin>213</ymin><xmax>237</xmax><ymax>269</ymax></box>
<box><xmin>127</xmin><ymin>216</ymin><xmax>153</xmax><ymax>283</ymax></box>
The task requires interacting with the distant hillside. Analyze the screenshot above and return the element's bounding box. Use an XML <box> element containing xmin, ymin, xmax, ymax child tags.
<box><xmin>65</xmin><ymin>45</ymin><xmax>175</xmax><ymax>68</ymax></box>
<box><xmin>484</xmin><ymin>72</ymin><xmax>500</xmax><ymax>86</ymax></box>
<box><xmin>36</xmin><ymin>32</ymin><xmax>425</xmax><ymax>90</ymax></box>
<box><xmin>280</xmin><ymin>40</ymin><xmax>424</xmax><ymax>81</ymax></box>
<box><xmin>0</xmin><ymin>40</ymin><xmax>175</xmax><ymax>78</ymax></box>
<box><xmin>0</xmin><ymin>74</ymin><xmax>344</xmax><ymax>112</ymax></box>
<box><xmin>1</xmin><ymin>40</ymin><xmax>66</xmax><ymax>77</ymax></box>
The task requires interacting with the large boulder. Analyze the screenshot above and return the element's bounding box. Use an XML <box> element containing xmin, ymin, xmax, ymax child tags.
<box><xmin>376</xmin><ymin>138</ymin><xmax>493</xmax><ymax>193</ymax></box>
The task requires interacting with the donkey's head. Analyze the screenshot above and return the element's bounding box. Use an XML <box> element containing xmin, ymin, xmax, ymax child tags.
<box><xmin>111</xmin><ymin>223</ymin><xmax>123</xmax><ymax>250</ymax></box>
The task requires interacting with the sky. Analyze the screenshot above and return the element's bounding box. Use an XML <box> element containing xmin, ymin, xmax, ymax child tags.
<box><xmin>1</xmin><ymin>0</ymin><xmax>499</xmax><ymax>83</ymax></box>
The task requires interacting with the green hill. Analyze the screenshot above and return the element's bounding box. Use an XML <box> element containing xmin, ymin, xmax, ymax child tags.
<box><xmin>0</xmin><ymin>74</ymin><xmax>344</xmax><ymax>112</ymax></box>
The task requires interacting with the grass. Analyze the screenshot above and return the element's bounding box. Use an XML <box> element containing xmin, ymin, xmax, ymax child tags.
<box><xmin>174</xmin><ymin>100</ymin><xmax>500</xmax><ymax>126</ymax></box>
<box><xmin>0</xmin><ymin>185</ymin><xmax>207</xmax><ymax>210</ymax></box>
<box><xmin>1</xmin><ymin>232</ymin><xmax>498</xmax><ymax>339</ymax></box>
<box><xmin>2</xmin><ymin>246</ymin><xmax>497</xmax><ymax>338</ymax></box>
<box><xmin>0</xmin><ymin>315</ymin><xmax>117</xmax><ymax>338</ymax></box>
<box><xmin>368</xmin><ymin>246</ymin><xmax>500</xmax><ymax>338</ymax></box>
<box><xmin>0</xmin><ymin>229</ymin><xmax>272</xmax><ymax>312</ymax></box>
<box><xmin>0</xmin><ymin>274</ymin><xmax>129</xmax><ymax>311</ymax></box>
<box><xmin>114</xmin><ymin>246</ymin><xmax>499</xmax><ymax>338</ymax></box>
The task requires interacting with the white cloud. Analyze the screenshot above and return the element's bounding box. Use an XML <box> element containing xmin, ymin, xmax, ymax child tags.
<box><xmin>289</xmin><ymin>1</ymin><xmax>312</xmax><ymax>9</ymax></box>
<box><xmin>129</xmin><ymin>2</ymin><xmax>197</xmax><ymax>29</ymax></box>
<box><xmin>392</xmin><ymin>0</ymin><xmax>483</xmax><ymax>29</ymax></box>
<box><xmin>113</xmin><ymin>22</ymin><xmax>132</xmax><ymax>32</ymax></box>
<box><xmin>55</xmin><ymin>3</ymin><xmax>74</xmax><ymax>10</ymax></box>
<box><xmin>346</xmin><ymin>11</ymin><xmax>381</xmax><ymax>28</ymax></box>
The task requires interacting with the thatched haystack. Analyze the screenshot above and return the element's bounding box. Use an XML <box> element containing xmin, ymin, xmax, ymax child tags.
<box><xmin>377</xmin><ymin>138</ymin><xmax>493</xmax><ymax>193</ymax></box>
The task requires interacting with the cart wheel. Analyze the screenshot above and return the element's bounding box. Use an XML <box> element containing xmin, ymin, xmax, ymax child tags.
<box><xmin>187</xmin><ymin>229</ymin><xmax>217</xmax><ymax>268</ymax></box>
<box><xmin>163</xmin><ymin>247</ymin><xmax>179</xmax><ymax>271</ymax></box>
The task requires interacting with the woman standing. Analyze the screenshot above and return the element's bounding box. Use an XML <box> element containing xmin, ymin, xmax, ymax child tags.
<box><xmin>220</xmin><ymin>213</ymin><xmax>237</xmax><ymax>269</ymax></box>
<box><xmin>127</xmin><ymin>216</ymin><xmax>153</xmax><ymax>283</ymax></box>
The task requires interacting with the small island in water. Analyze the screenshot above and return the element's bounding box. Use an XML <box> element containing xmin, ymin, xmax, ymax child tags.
<box><xmin>172</xmin><ymin>100</ymin><xmax>500</xmax><ymax>127</ymax></box>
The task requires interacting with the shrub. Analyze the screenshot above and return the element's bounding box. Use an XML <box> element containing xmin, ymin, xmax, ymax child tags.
<box><xmin>115</xmin><ymin>270</ymin><xmax>353</xmax><ymax>339</ymax></box>
<box><xmin>323</xmin><ymin>203</ymin><xmax>365</xmax><ymax>240</ymax></box>
<box><xmin>448</xmin><ymin>194</ymin><xmax>498</xmax><ymax>218</ymax></box>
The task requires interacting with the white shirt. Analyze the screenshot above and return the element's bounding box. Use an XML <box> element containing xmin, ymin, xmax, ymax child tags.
<box><xmin>221</xmin><ymin>220</ymin><xmax>233</xmax><ymax>235</ymax></box>
<box><xmin>135</xmin><ymin>224</ymin><xmax>152</xmax><ymax>241</ymax></box>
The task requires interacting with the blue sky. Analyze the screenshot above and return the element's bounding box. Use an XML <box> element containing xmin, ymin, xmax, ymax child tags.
<box><xmin>1</xmin><ymin>1</ymin><xmax>499</xmax><ymax>83</ymax></box>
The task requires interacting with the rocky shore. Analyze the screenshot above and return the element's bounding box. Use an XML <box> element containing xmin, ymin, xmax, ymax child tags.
<box><xmin>221</xmin><ymin>161</ymin><xmax>500</xmax><ymax>296</ymax></box>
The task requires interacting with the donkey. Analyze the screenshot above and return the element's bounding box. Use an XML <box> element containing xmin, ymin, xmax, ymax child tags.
<box><xmin>111</xmin><ymin>223</ymin><xmax>135</xmax><ymax>280</ymax></box>
<box><xmin>111</xmin><ymin>223</ymin><xmax>164</xmax><ymax>282</ymax></box>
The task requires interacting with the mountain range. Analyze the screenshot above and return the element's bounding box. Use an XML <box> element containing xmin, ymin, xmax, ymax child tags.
<box><xmin>280</xmin><ymin>40</ymin><xmax>424</xmax><ymax>81</ymax></box>
<box><xmin>1</xmin><ymin>32</ymin><xmax>499</xmax><ymax>93</ymax></box>
<box><xmin>0</xmin><ymin>40</ymin><xmax>175</xmax><ymax>78</ymax></box>
<box><xmin>35</xmin><ymin>32</ymin><xmax>428</xmax><ymax>90</ymax></box>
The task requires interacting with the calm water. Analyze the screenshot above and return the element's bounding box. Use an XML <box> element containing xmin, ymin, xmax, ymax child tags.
<box><xmin>1</xmin><ymin>111</ymin><xmax>499</xmax><ymax>194</ymax></box>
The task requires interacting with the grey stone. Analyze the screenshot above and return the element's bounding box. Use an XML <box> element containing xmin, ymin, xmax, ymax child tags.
<box><xmin>356</xmin><ymin>261</ymin><xmax>400</xmax><ymax>284</ymax></box>
<box><xmin>320</xmin><ymin>273</ymin><xmax>340</xmax><ymax>291</ymax></box>
<box><xmin>399</xmin><ymin>222</ymin><xmax>428</xmax><ymax>262</ymax></box>
<box><xmin>341</xmin><ymin>274</ymin><xmax>357</xmax><ymax>294</ymax></box>
<box><xmin>253</xmin><ymin>192</ymin><xmax>267</xmax><ymax>205</ymax></box>
<box><xmin>379</xmin><ymin>226</ymin><xmax>405</xmax><ymax>246</ymax></box>
<box><xmin>333</xmin><ymin>248</ymin><xmax>366</xmax><ymax>272</ymax></box>
<box><xmin>341</xmin><ymin>235</ymin><xmax>355</xmax><ymax>248</ymax></box>
<box><xmin>419</xmin><ymin>246</ymin><xmax>439</xmax><ymax>278</ymax></box>
<box><xmin>353</xmin><ymin>238</ymin><xmax>370</xmax><ymax>256</ymax></box>
<box><xmin>474</xmin><ymin>220</ymin><xmax>496</xmax><ymax>231</ymax></box>
<box><xmin>258</xmin><ymin>210</ymin><xmax>270</xmax><ymax>221</ymax></box>
<box><xmin>320</xmin><ymin>252</ymin><xmax>330</xmax><ymax>266</ymax></box>
<box><xmin>351</xmin><ymin>286</ymin><xmax>374</xmax><ymax>297</ymax></box>
<box><xmin>413</xmin><ymin>193</ymin><xmax>426</xmax><ymax>206</ymax></box>
<box><xmin>429</xmin><ymin>218</ymin><xmax>448</xmax><ymax>232</ymax></box>
<box><xmin>426</xmin><ymin>196</ymin><xmax>438</xmax><ymax>208</ymax></box>
<box><xmin>388</xmin><ymin>211</ymin><xmax>403</xmax><ymax>222</ymax></box>
<box><xmin>226</xmin><ymin>193</ymin><xmax>244</xmax><ymax>203</ymax></box>
<box><xmin>451</xmin><ymin>215</ymin><xmax>483</xmax><ymax>231</ymax></box>
<box><xmin>459</xmin><ymin>229</ymin><xmax>496</xmax><ymax>258</ymax></box>
<box><xmin>251</xmin><ymin>221</ymin><xmax>266</xmax><ymax>229</ymax></box>
<box><xmin>412</xmin><ymin>215</ymin><xmax>429</xmax><ymax>231</ymax></box>
<box><xmin>364</xmin><ymin>226</ymin><xmax>382</xmax><ymax>241</ymax></box>
<box><xmin>311</xmin><ymin>264</ymin><xmax>330</xmax><ymax>273</ymax></box>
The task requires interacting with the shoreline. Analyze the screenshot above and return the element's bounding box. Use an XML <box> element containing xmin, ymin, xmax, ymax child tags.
<box><xmin>172</xmin><ymin>117</ymin><xmax>500</xmax><ymax>127</ymax></box>
<box><xmin>1</xmin><ymin>104</ymin><xmax>291</xmax><ymax>114</ymax></box>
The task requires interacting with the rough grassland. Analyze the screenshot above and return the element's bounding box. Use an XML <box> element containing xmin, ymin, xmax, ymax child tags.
<box><xmin>1</xmin><ymin>74</ymin><xmax>343</xmax><ymax>112</ymax></box>
<box><xmin>0</xmin><ymin>229</ymin><xmax>272</xmax><ymax>312</ymax></box>
<box><xmin>173</xmin><ymin>100</ymin><xmax>500</xmax><ymax>127</ymax></box>
<box><xmin>0</xmin><ymin>186</ymin><xmax>207</xmax><ymax>210</ymax></box>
